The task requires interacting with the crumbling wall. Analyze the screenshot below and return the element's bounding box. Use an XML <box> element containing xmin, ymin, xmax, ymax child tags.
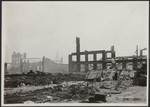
<box><xmin>68</xmin><ymin>37</ymin><xmax>146</xmax><ymax>72</ymax></box>
<box><xmin>68</xmin><ymin>37</ymin><xmax>115</xmax><ymax>72</ymax></box>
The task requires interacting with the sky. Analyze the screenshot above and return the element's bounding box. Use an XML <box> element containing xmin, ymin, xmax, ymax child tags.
<box><xmin>2</xmin><ymin>1</ymin><xmax>149</xmax><ymax>64</ymax></box>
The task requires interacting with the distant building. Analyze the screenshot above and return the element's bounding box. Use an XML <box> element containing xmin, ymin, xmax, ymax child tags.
<box><xmin>9</xmin><ymin>52</ymin><xmax>68</xmax><ymax>74</ymax></box>
<box><xmin>21</xmin><ymin>58</ymin><xmax>43</xmax><ymax>73</ymax></box>
<box><xmin>11</xmin><ymin>52</ymin><xmax>43</xmax><ymax>74</ymax></box>
<box><xmin>11</xmin><ymin>52</ymin><xmax>26</xmax><ymax>68</ymax></box>
<box><xmin>42</xmin><ymin>56</ymin><xmax>67</xmax><ymax>73</ymax></box>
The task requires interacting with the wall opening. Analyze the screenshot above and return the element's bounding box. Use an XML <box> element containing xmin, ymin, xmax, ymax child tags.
<box><xmin>80</xmin><ymin>55</ymin><xmax>85</xmax><ymax>61</ymax></box>
<box><xmin>96</xmin><ymin>54</ymin><xmax>102</xmax><ymax>61</ymax></box>
<box><xmin>88</xmin><ymin>64</ymin><xmax>93</xmax><ymax>70</ymax></box>
<box><xmin>88</xmin><ymin>54</ymin><xmax>93</xmax><ymax>61</ymax></box>
<box><xmin>72</xmin><ymin>55</ymin><xmax>77</xmax><ymax>61</ymax></box>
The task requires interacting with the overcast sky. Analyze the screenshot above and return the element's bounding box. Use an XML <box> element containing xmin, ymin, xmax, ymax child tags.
<box><xmin>2</xmin><ymin>1</ymin><xmax>149</xmax><ymax>64</ymax></box>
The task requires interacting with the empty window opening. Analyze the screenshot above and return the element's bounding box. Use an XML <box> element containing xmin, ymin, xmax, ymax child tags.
<box><xmin>107</xmin><ymin>53</ymin><xmax>111</xmax><ymax>58</ymax></box>
<box><xmin>88</xmin><ymin>64</ymin><xmax>93</xmax><ymax>70</ymax></box>
<box><xmin>80</xmin><ymin>55</ymin><xmax>85</xmax><ymax>61</ymax></box>
<box><xmin>126</xmin><ymin>62</ymin><xmax>133</xmax><ymax>70</ymax></box>
<box><xmin>97</xmin><ymin>64</ymin><xmax>102</xmax><ymax>70</ymax></box>
<box><xmin>72</xmin><ymin>55</ymin><xmax>77</xmax><ymax>61</ymax></box>
<box><xmin>97</xmin><ymin>54</ymin><xmax>102</xmax><ymax>61</ymax></box>
<box><xmin>80</xmin><ymin>64</ymin><xmax>85</xmax><ymax>71</ymax></box>
<box><xmin>88</xmin><ymin>54</ymin><xmax>93</xmax><ymax>61</ymax></box>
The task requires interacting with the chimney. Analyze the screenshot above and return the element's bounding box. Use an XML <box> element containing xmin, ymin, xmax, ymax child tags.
<box><xmin>76</xmin><ymin>37</ymin><xmax>80</xmax><ymax>71</ymax></box>
<box><xmin>76</xmin><ymin>37</ymin><xmax>80</xmax><ymax>53</ymax></box>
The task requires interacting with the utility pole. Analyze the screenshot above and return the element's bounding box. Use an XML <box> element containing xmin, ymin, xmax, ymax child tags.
<box><xmin>76</xmin><ymin>37</ymin><xmax>80</xmax><ymax>72</ymax></box>
<box><xmin>134</xmin><ymin>45</ymin><xmax>138</xmax><ymax>70</ymax></box>
<box><xmin>42</xmin><ymin>56</ymin><xmax>45</xmax><ymax>72</ymax></box>
<box><xmin>136</xmin><ymin>45</ymin><xmax>138</xmax><ymax>58</ymax></box>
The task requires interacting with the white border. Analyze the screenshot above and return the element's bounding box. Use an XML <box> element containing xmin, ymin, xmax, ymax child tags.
<box><xmin>1</xmin><ymin>1</ymin><xmax>149</xmax><ymax>106</ymax></box>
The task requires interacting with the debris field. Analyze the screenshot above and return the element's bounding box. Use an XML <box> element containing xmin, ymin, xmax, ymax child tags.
<box><xmin>4</xmin><ymin>69</ymin><xmax>147</xmax><ymax>104</ymax></box>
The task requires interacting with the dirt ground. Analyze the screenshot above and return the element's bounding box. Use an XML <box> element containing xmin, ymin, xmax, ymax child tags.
<box><xmin>106</xmin><ymin>86</ymin><xmax>147</xmax><ymax>103</ymax></box>
<box><xmin>4</xmin><ymin>80</ymin><xmax>147</xmax><ymax>104</ymax></box>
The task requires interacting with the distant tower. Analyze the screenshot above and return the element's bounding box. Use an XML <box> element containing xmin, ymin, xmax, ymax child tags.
<box><xmin>76</xmin><ymin>37</ymin><xmax>80</xmax><ymax>71</ymax></box>
<box><xmin>55</xmin><ymin>51</ymin><xmax>60</xmax><ymax>62</ymax></box>
<box><xmin>11</xmin><ymin>52</ymin><xmax>22</xmax><ymax>67</ymax></box>
<box><xmin>42</xmin><ymin>56</ymin><xmax>45</xmax><ymax>72</ymax></box>
<box><xmin>60</xmin><ymin>57</ymin><xmax>63</xmax><ymax>64</ymax></box>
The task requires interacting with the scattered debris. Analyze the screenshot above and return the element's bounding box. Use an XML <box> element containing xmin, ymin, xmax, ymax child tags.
<box><xmin>47</xmin><ymin>96</ymin><xmax>53</xmax><ymax>101</ymax></box>
<box><xmin>4</xmin><ymin>67</ymin><xmax>147</xmax><ymax>104</ymax></box>
<box><xmin>23</xmin><ymin>100</ymin><xmax>35</xmax><ymax>104</ymax></box>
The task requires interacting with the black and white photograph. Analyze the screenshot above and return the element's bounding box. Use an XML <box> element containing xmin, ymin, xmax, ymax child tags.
<box><xmin>2</xmin><ymin>1</ymin><xmax>149</xmax><ymax>106</ymax></box>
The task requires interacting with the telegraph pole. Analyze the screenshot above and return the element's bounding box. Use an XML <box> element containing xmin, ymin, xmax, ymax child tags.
<box><xmin>136</xmin><ymin>45</ymin><xmax>138</xmax><ymax>58</ymax></box>
<box><xmin>42</xmin><ymin>56</ymin><xmax>45</xmax><ymax>72</ymax></box>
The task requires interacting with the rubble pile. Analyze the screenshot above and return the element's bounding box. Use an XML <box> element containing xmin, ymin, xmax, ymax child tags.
<box><xmin>4</xmin><ymin>79</ymin><xmax>133</xmax><ymax>103</ymax></box>
<box><xmin>5</xmin><ymin>69</ymin><xmax>136</xmax><ymax>104</ymax></box>
<box><xmin>4</xmin><ymin>73</ymin><xmax>85</xmax><ymax>88</ymax></box>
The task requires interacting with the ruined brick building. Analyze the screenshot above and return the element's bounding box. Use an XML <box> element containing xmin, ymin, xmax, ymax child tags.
<box><xmin>68</xmin><ymin>37</ymin><xmax>147</xmax><ymax>72</ymax></box>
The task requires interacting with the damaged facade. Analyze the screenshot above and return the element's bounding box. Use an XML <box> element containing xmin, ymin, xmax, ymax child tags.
<box><xmin>6</xmin><ymin>52</ymin><xmax>68</xmax><ymax>74</ymax></box>
<box><xmin>68</xmin><ymin>37</ymin><xmax>147</xmax><ymax>72</ymax></box>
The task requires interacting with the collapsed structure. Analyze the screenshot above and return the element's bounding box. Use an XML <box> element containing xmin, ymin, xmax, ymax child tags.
<box><xmin>68</xmin><ymin>37</ymin><xmax>147</xmax><ymax>72</ymax></box>
<box><xmin>5</xmin><ymin>52</ymin><xmax>68</xmax><ymax>74</ymax></box>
